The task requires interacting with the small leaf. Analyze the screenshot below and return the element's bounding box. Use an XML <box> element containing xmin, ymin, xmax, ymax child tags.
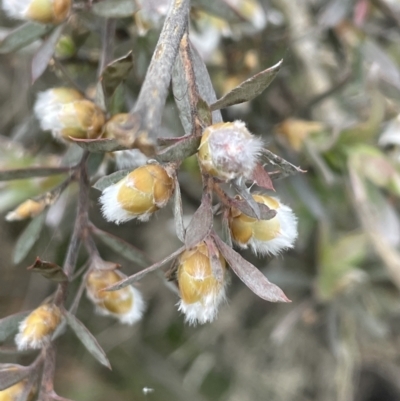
<box><xmin>87</xmin><ymin>153</ymin><xmax>105</xmax><ymax>177</ymax></box>
<box><xmin>13</xmin><ymin>213</ymin><xmax>46</xmax><ymax>264</ymax></box>
<box><xmin>31</xmin><ymin>24</ymin><xmax>65</xmax><ymax>83</ymax></box>
<box><xmin>105</xmin><ymin>246</ymin><xmax>185</xmax><ymax>291</ymax></box>
<box><xmin>94</xmin><ymin>82</ymin><xmax>106</xmax><ymax>111</ymax></box>
<box><xmin>156</xmin><ymin>135</ymin><xmax>200</xmax><ymax>163</ymax></box>
<box><xmin>69</xmin><ymin>137</ymin><xmax>127</xmax><ymax>153</ymax></box>
<box><xmin>221</xmin><ymin>211</ymin><xmax>233</xmax><ymax>247</ymax></box>
<box><xmin>210</xmin><ymin>60</ymin><xmax>282</xmax><ymax>111</ymax></box>
<box><xmin>232</xmin><ymin>181</ymin><xmax>260</xmax><ymax>220</ymax></box>
<box><xmin>0</xmin><ymin>22</ymin><xmax>52</xmax><ymax>54</ymax></box>
<box><xmin>204</xmin><ymin>237</ymin><xmax>224</xmax><ymax>282</ymax></box>
<box><xmin>185</xmin><ymin>193</ymin><xmax>213</xmax><ymax>249</ymax></box>
<box><xmin>263</xmin><ymin>149</ymin><xmax>305</xmax><ymax>180</ymax></box>
<box><xmin>0</xmin><ymin>167</ymin><xmax>68</xmax><ymax>181</ymax></box>
<box><xmin>93</xmin><ymin>170</ymin><xmax>130</xmax><ymax>191</ymax></box>
<box><xmin>251</xmin><ymin>163</ymin><xmax>275</xmax><ymax>190</ymax></box>
<box><xmin>91</xmin><ymin>226</ymin><xmax>150</xmax><ymax>268</ymax></box>
<box><xmin>0</xmin><ymin>312</ymin><xmax>31</xmax><ymax>343</ymax></box>
<box><xmin>197</xmin><ymin>97</ymin><xmax>212</xmax><ymax>127</ymax></box>
<box><xmin>213</xmin><ymin>234</ymin><xmax>290</xmax><ymax>302</ymax></box>
<box><xmin>65</xmin><ymin>312</ymin><xmax>111</xmax><ymax>369</ymax></box>
<box><xmin>27</xmin><ymin>257</ymin><xmax>68</xmax><ymax>282</ymax></box>
<box><xmin>0</xmin><ymin>364</ymin><xmax>31</xmax><ymax>391</ymax></box>
<box><xmin>230</xmin><ymin>198</ymin><xmax>276</xmax><ymax>220</ymax></box>
<box><xmin>191</xmin><ymin>42</ymin><xmax>223</xmax><ymax>124</ymax></box>
<box><xmin>101</xmin><ymin>52</ymin><xmax>134</xmax><ymax>98</ymax></box>
<box><xmin>92</xmin><ymin>0</ymin><xmax>137</xmax><ymax>18</ymax></box>
<box><xmin>173</xmin><ymin>179</ymin><xmax>185</xmax><ymax>242</ymax></box>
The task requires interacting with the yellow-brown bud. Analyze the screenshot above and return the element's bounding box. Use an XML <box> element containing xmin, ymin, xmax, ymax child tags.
<box><xmin>177</xmin><ymin>242</ymin><xmax>227</xmax><ymax>325</ymax></box>
<box><xmin>0</xmin><ymin>380</ymin><xmax>35</xmax><ymax>401</ymax></box>
<box><xmin>15</xmin><ymin>304</ymin><xmax>62</xmax><ymax>350</ymax></box>
<box><xmin>5</xmin><ymin>199</ymin><xmax>46</xmax><ymax>221</ymax></box>
<box><xmin>229</xmin><ymin>194</ymin><xmax>298</xmax><ymax>256</ymax></box>
<box><xmin>86</xmin><ymin>269</ymin><xmax>145</xmax><ymax>325</ymax></box>
<box><xmin>100</xmin><ymin>164</ymin><xmax>175</xmax><ymax>224</ymax></box>
<box><xmin>198</xmin><ymin>121</ymin><xmax>263</xmax><ymax>181</ymax></box>
<box><xmin>26</xmin><ymin>0</ymin><xmax>71</xmax><ymax>24</ymax></box>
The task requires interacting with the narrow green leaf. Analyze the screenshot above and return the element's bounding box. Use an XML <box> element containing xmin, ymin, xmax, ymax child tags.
<box><xmin>13</xmin><ymin>213</ymin><xmax>46</xmax><ymax>264</ymax></box>
<box><xmin>27</xmin><ymin>258</ymin><xmax>68</xmax><ymax>282</ymax></box>
<box><xmin>173</xmin><ymin>179</ymin><xmax>185</xmax><ymax>243</ymax></box>
<box><xmin>101</xmin><ymin>52</ymin><xmax>134</xmax><ymax>98</ymax></box>
<box><xmin>105</xmin><ymin>246</ymin><xmax>185</xmax><ymax>291</ymax></box>
<box><xmin>0</xmin><ymin>312</ymin><xmax>30</xmax><ymax>343</ymax></box>
<box><xmin>0</xmin><ymin>167</ymin><xmax>68</xmax><ymax>181</ymax></box>
<box><xmin>0</xmin><ymin>364</ymin><xmax>31</xmax><ymax>391</ymax></box>
<box><xmin>87</xmin><ymin>153</ymin><xmax>105</xmax><ymax>177</ymax></box>
<box><xmin>31</xmin><ymin>24</ymin><xmax>65</xmax><ymax>83</ymax></box>
<box><xmin>93</xmin><ymin>170</ymin><xmax>129</xmax><ymax>191</ymax></box>
<box><xmin>0</xmin><ymin>22</ymin><xmax>52</xmax><ymax>54</ymax></box>
<box><xmin>92</xmin><ymin>0</ymin><xmax>137</xmax><ymax>18</ymax></box>
<box><xmin>91</xmin><ymin>226</ymin><xmax>150</xmax><ymax>267</ymax></box>
<box><xmin>69</xmin><ymin>137</ymin><xmax>127</xmax><ymax>153</ymax></box>
<box><xmin>156</xmin><ymin>135</ymin><xmax>200</xmax><ymax>163</ymax></box>
<box><xmin>65</xmin><ymin>312</ymin><xmax>110</xmax><ymax>369</ymax></box>
<box><xmin>211</xmin><ymin>60</ymin><xmax>283</xmax><ymax>111</ymax></box>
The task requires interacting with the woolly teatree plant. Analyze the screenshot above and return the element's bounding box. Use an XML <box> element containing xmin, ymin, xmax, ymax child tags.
<box><xmin>0</xmin><ymin>1</ymin><xmax>303</xmax><ymax>399</ymax></box>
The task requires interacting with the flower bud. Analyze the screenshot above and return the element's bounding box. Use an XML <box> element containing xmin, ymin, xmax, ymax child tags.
<box><xmin>198</xmin><ymin>121</ymin><xmax>263</xmax><ymax>181</ymax></box>
<box><xmin>86</xmin><ymin>269</ymin><xmax>145</xmax><ymax>325</ymax></box>
<box><xmin>15</xmin><ymin>304</ymin><xmax>62</xmax><ymax>350</ymax></box>
<box><xmin>5</xmin><ymin>199</ymin><xmax>45</xmax><ymax>221</ymax></box>
<box><xmin>229</xmin><ymin>194</ymin><xmax>298</xmax><ymax>255</ymax></box>
<box><xmin>100</xmin><ymin>164</ymin><xmax>175</xmax><ymax>224</ymax></box>
<box><xmin>2</xmin><ymin>0</ymin><xmax>71</xmax><ymax>24</ymax></box>
<box><xmin>34</xmin><ymin>89</ymin><xmax>105</xmax><ymax>141</ymax></box>
<box><xmin>177</xmin><ymin>242</ymin><xmax>227</xmax><ymax>325</ymax></box>
<box><xmin>0</xmin><ymin>380</ymin><xmax>35</xmax><ymax>401</ymax></box>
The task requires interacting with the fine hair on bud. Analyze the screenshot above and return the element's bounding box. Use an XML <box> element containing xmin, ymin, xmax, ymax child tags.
<box><xmin>177</xmin><ymin>242</ymin><xmax>227</xmax><ymax>325</ymax></box>
<box><xmin>229</xmin><ymin>194</ymin><xmax>298</xmax><ymax>256</ymax></box>
<box><xmin>86</xmin><ymin>269</ymin><xmax>145</xmax><ymax>325</ymax></box>
<box><xmin>198</xmin><ymin>120</ymin><xmax>264</xmax><ymax>181</ymax></box>
<box><xmin>99</xmin><ymin>164</ymin><xmax>175</xmax><ymax>224</ymax></box>
<box><xmin>15</xmin><ymin>304</ymin><xmax>62</xmax><ymax>351</ymax></box>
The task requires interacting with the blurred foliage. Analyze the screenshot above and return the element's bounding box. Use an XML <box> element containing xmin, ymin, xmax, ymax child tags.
<box><xmin>2</xmin><ymin>0</ymin><xmax>400</xmax><ymax>400</ymax></box>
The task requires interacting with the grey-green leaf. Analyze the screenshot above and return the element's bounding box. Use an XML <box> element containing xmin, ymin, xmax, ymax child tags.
<box><xmin>91</xmin><ymin>226</ymin><xmax>150</xmax><ymax>267</ymax></box>
<box><xmin>0</xmin><ymin>167</ymin><xmax>68</xmax><ymax>181</ymax></box>
<box><xmin>0</xmin><ymin>312</ymin><xmax>30</xmax><ymax>343</ymax></box>
<box><xmin>173</xmin><ymin>179</ymin><xmax>185</xmax><ymax>242</ymax></box>
<box><xmin>92</xmin><ymin>0</ymin><xmax>137</xmax><ymax>18</ymax></box>
<box><xmin>65</xmin><ymin>312</ymin><xmax>111</xmax><ymax>369</ymax></box>
<box><xmin>0</xmin><ymin>364</ymin><xmax>31</xmax><ymax>391</ymax></box>
<box><xmin>13</xmin><ymin>213</ymin><xmax>46</xmax><ymax>264</ymax></box>
<box><xmin>93</xmin><ymin>170</ymin><xmax>130</xmax><ymax>191</ymax></box>
<box><xmin>0</xmin><ymin>22</ymin><xmax>52</xmax><ymax>54</ymax></box>
<box><xmin>101</xmin><ymin>52</ymin><xmax>134</xmax><ymax>98</ymax></box>
<box><xmin>156</xmin><ymin>135</ymin><xmax>200</xmax><ymax>162</ymax></box>
<box><xmin>31</xmin><ymin>23</ymin><xmax>65</xmax><ymax>83</ymax></box>
<box><xmin>210</xmin><ymin>60</ymin><xmax>283</xmax><ymax>111</ymax></box>
<box><xmin>69</xmin><ymin>137</ymin><xmax>127</xmax><ymax>153</ymax></box>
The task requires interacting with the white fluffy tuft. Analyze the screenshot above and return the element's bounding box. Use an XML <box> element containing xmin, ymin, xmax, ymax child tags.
<box><xmin>15</xmin><ymin>318</ymin><xmax>49</xmax><ymax>351</ymax></box>
<box><xmin>92</xmin><ymin>286</ymin><xmax>146</xmax><ymax>325</ymax></box>
<box><xmin>2</xmin><ymin>0</ymin><xmax>31</xmax><ymax>19</ymax></box>
<box><xmin>209</xmin><ymin>120</ymin><xmax>264</xmax><ymax>180</ymax></box>
<box><xmin>34</xmin><ymin>90</ymin><xmax>65</xmax><ymax>137</ymax></box>
<box><xmin>178</xmin><ymin>283</ymin><xmax>227</xmax><ymax>326</ymax></box>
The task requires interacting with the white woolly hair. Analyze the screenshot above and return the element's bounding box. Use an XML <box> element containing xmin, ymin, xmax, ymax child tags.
<box><xmin>209</xmin><ymin>120</ymin><xmax>264</xmax><ymax>180</ymax></box>
<box><xmin>15</xmin><ymin>316</ymin><xmax>50</xmax><ymax>351</ymax></box>
<box><xmin>99</xmin><ymin>178</ymin><xmax>153</xmax><ymax>225</ymax></box>
<box><xmin>177</xmin><ymin>281</ymin><xmax>227</xmax><ymax>326</ymax></box>
<box><xmin>235</xmin><ymin>197</ymin><xmax>298</xmax><ymax>256</ymax></box>
<box><xmin>2</xmin><ymin>0</ymin><xmax>32</xmax><ymax>19</ymax></box>
<box><xmin>89</xmin><ymin>286</ymin><xmax>146</xmax><ymax>325</ymax></box>
<box><xmin>34</xmin><ymin>90</ymin><xmax>65</xmax><ymax>136</ymax></box>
